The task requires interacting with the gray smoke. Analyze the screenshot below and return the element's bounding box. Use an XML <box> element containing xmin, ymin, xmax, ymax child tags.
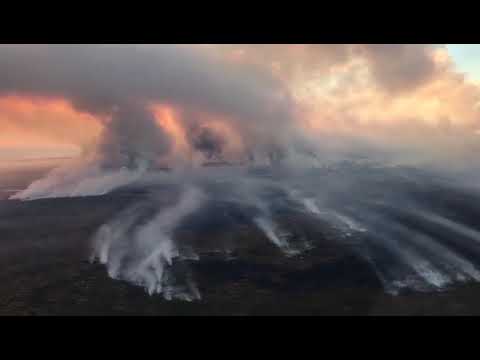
<box><xmin>359</xmin><ymin>44</ymin><xmax>437</xmax><ymax>93</ymax></box>
<box><xmin>0</xmin><ymin>44</ymin><xmax>297</xmax><ymax>165</ymax></box>
<box><xmin>98</xmin><ymin>103</ymin><xmax>171</xmax><ymax>169</ymax></box>
<box><xmin>0</xmin><ymin>44</ymin><xmax>304</xmax><ymax>199</ymax></box>
<box><xmin>189</xmin><ymin>125</ymin><xmax>225</xmax><ymax>161</ymax></box>
<box><xmin>91</xmin><ymin>185</ymin><xmax>206</xmax><ymax>300</ymax></box>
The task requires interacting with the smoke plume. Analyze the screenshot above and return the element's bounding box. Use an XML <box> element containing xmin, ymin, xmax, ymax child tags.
<box><xmin>4</xmin><ymin>45</ymin><xmax>480</xmax><ymax>300</ymax></box>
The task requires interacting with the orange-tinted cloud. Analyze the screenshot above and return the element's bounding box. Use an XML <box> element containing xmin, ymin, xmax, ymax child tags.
<box><xmin>152</xmin><ymin>103</ymin><xmax>246</xmax><ymax>163</ymax></box>
<box><xmin>1</xmin><ymin>45</ymin><xmax>480</xmax><ymax>166</ymax></box>
<box><xmin>0</xmin><ymin>95</ymin><xmax>103</xmax><ymax>159</ymax></box>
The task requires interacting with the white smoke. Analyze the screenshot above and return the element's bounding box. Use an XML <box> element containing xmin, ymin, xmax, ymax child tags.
<box><xmin>10</xmin><ymin>157</ymin><xmax>148</xmax><ymax>200</ymax></box>
<box><xmin>12</xmin><ymin>143</ymin><xmax>480</xmax><ymax>301</ymax></box>
<box><xmin>90</xmin><ymin>185</ymin><xmax>206</xmax><ymax>300</ymax></box>
<box><xmin>10</xmin><ymin>104</ymin><xmax>168</xmax><ymax>201</ymax></box>
<box><xmin>253</xmin><ymin>217</ymin><xmax>296</xmax><ymax>255</ymax></box>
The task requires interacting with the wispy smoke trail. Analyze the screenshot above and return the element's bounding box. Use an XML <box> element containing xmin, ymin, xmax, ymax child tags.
<box><xmin>91</xmin><ymin>186</ymin><xmax>206</xmax><ymax>300</ymax></box>
<box><xmin>10</xmin><ymin>158</ymin><xmax>147</xmax><ymax>200</ymax></box>
<box><xmin>253</xmin><ymin>217</ymin><xmax>299</xmax><ymax>255</ymax></box>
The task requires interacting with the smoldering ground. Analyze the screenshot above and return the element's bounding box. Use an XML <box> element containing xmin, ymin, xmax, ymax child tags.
<box><xmin>6</xmin><ymin>157</ymin><xmax>480</xmax><ymax>313</ymax></box>
<box><xmin>71</xmin><ymin>162</ymin><xmax>480</xmax><ymax>300</ymax></box>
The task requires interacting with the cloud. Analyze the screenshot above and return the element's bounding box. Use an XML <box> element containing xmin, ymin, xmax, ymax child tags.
<box><xmin>0</xmin><ymin>44</ymin><xmax>293</xmax><ymax>125</ymax></box>
<box><xmin>0</xmin><ymin>44</ymin><xmax>301</xmax><ymax>165</ymax></box>
<box><xmin>359</xmin><ymin>44</ymin><xmax>438</xmax><ymax>92</ymax></box>
<box><xmin>1</xmin><ymin>44</ymin><xmax>480</xmax><ymax>169</ymax></box>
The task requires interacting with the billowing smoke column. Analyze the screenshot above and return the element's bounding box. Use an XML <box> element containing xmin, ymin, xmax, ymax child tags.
<box><xmin>98</xmin><ymin>103</ymin><xmax>172</xmax><ymax>170</ymax></box>
<box><xmin>189</xmin><ymin>125</ymin><xmax>225</xmax><ymax>161</ymax></box>
<box><xmin>9</xmin><ymin>102</ymin><xmax>174</xmax><ymax>199</ymax></box>
<box><xmin>0</xmin><ymin>44</ymin><xmax>308</xmax><ymax>198</ymax></box>
<box><xmin>0</xmin><ymin>45</ymin><xmax>300</xmax><ymax>169</ymax></box>
<box><xmin>4</xmin><ymin>45</ymin><xmax>480</xmax><ymax>300</ymax></box>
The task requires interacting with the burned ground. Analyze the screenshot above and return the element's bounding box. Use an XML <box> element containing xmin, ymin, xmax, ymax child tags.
<box><xmin>3</xmin><ymin>163</ymin><xmax>480</xmax><ymax>315</ymax></box>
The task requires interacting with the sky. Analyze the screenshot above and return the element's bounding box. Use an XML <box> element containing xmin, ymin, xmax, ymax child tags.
<box><xmin>447</xmin><ymin>44</ymin><xmax>480</xmax><ymax>82</ymax></box>
<box><xmin>0</xmin><ymin>44</ymin><xmax>479</xmax><ymax>165</ymax></box>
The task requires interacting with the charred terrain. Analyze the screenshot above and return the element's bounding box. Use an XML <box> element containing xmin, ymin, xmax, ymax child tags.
<box><xmin>3</xmin><ymin>161</ymin><xmax>480</xmax><ymax>315</ymax></box>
